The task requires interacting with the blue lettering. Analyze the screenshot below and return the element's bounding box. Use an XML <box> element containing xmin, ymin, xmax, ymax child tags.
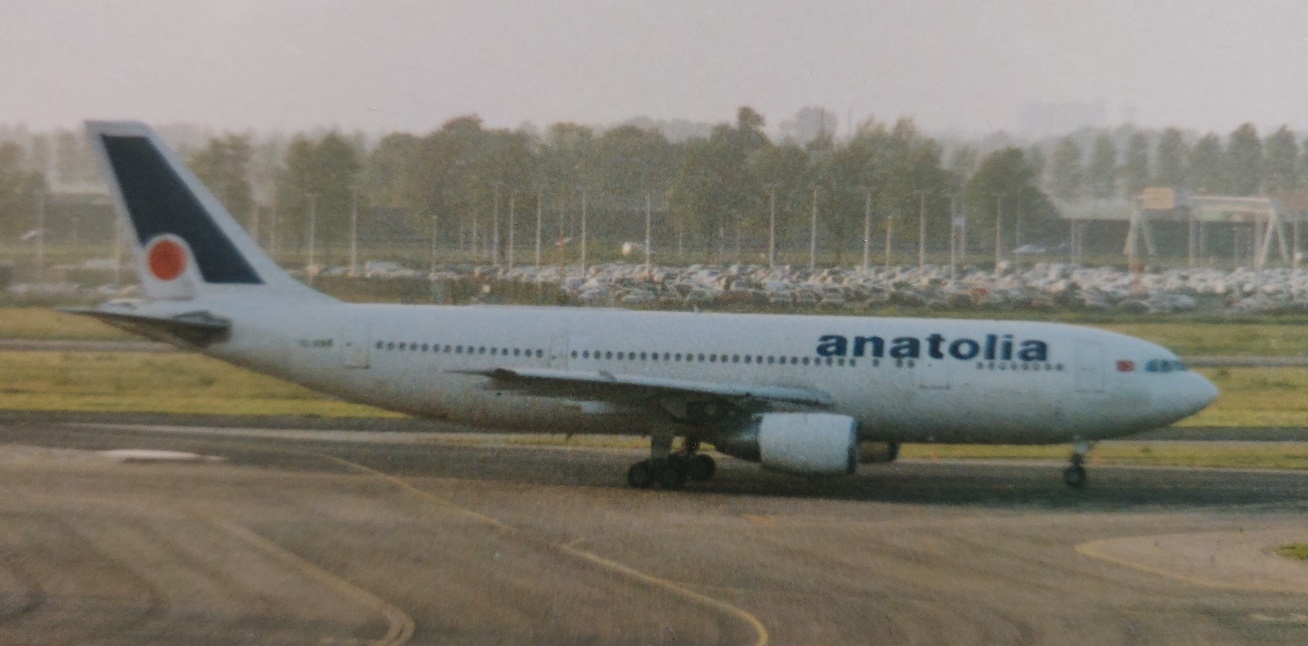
<box><xmin>926</xmin><ymin>333</ymin><xmax>945</xmax><ymax>359</ymax></box>
<box><xmin>854</xmin><ymin>336</ymin><xmax>885</xmax><ymax>358</ymax></box>
<box><xmin>949</xmin><ymin>338</ymin><xmax>980</xmax><ymax>360</ymax></box>
<box><xmin>1017</xmin><ymin>340</ymin><xmax>1048</xmax><ymax>362</ymax></box>
<box><xmin>889</xmin><ymin>337</ymin><xmax>920</xmax><ymax>359</ymax></box>
<box><xmin>816</xmin><ymin>335</ymin><xmax>847</xmax><ymax>357</ymax></box>
<box><xmin>815</xmin><ymin>333</ymin><xmax>1051</xmax><ymax>364</ymax></box>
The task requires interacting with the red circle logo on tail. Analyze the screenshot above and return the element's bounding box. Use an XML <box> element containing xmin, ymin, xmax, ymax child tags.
<box><xmin>147</xmin><ymin>239</ymin><xmax>187</xmax><ymax>281</ymax></box>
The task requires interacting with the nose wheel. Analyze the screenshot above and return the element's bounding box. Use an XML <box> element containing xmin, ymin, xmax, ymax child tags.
<box><xmin>1063</xmin><ymin>440</ymin><xmax>1093</xmax><ymax>488</ymax></box>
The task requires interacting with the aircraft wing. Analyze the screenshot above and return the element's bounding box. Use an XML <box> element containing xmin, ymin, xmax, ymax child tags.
<box><xmin>62</xmin><ymin>307</ymin><xmax>231</xmax><ymax>347</ymax></box>
<box><xmin>464</xmin><ymin>366</ymin><xmax>833</xmax><ymax>408</ymax></box>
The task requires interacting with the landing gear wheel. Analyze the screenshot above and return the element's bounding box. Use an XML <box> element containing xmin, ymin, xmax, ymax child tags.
<box><xmin>1063</xmin><ymin>465</ymin><xmax>1087</xmax><ymax>488</ymax></box>
<box><xmin>686</xmin><ymin>454</ymin><xmax>716</xmax><ymax>481</ymax></box>
<box><xmin>656</xmin><ymin>460</ymin><xmax>687</xmax><ymax>490</ymax></box>
<box><xmin>627</xmin><ymin>460</ymin><xmax>655</xmax><ymax>489</ymax></box>
<box><xmin>1063</xmin><ymin>439</ymin><xmax>1093</xmax><ymax>489</ymax></box>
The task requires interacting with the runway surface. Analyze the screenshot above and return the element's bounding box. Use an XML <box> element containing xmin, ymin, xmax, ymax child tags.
<box><xmin>1</xmin><ymin>420</ymin><xmax>1307</xmax><ymax>645</ymax></box>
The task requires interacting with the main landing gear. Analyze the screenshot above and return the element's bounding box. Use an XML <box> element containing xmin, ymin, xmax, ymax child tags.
<box><xmin>1063</xmin><ymin>439</ymin><xmax>1093</xmax><ymax>488</ymax></box>
<box><xmin>627</xmin><ymin>435</ymin><xmax>716</xmax><ymax>490</ymax></box>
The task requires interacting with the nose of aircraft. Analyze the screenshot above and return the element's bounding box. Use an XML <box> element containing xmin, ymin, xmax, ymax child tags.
<box><xmin>1175</xmin><ymin>371</ymin><xmax>1220</xmax><ymax>418</ymax></box>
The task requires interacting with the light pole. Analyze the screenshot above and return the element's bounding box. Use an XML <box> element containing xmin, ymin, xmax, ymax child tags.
<box><xmin>429</xmin><ymin>209</ymin><xmax>439</xmax><ymax>274</ymax></box>
<box><xmin>349</xmin><ymin>185</ymin><xmax>359</xmax><ymax>277</ymax></box>
<box><xmin>469</xmin><ymin>206</ymin><xmax>477</xmax><ymax>258</ymax></box>
<box><xmin>949</xmin><ymin>194</ymin><xmax>960</xmax><ymax>278</ymax></box>
<box><xmin>507</xmin><ymin>190</ymin><xmax>516</xmax><ymax>268</ymax></box>
<box><xmin>1014</xmin><ymin>186</ymin><xmax>1024</xmax><ymax>254</ymax></box>
<box><xmin>957</xmin><ymin>193</ymin><xmax>967</xmax><ymax>265</ymax></box>
<box><xmin>534</xmin><ymin>186</ymin><xmax>543</xmax><ymax>270</ymax></box>
<box><xmin>305</xmin><ymin>193</ymin><xmax>317</xmax><ymax>284</ymax></box>
<box><xmin>766</xmin><ymin>183</ymin><xmax>778</xmax><ymax>268</ymax></box>
<box><xmin>644</xmin><ymin>190</ymin><xmax>653</xmax><ymax>278</ymax></box>
<box><xmin>884</xmin><ymin>209</ymin><xmax>894</xmax><ymax>269</ymax></box>
<box><xmin>916</xmin><ymin>190</ymin><xmax>927</xmax><ymax>270</ymax></box>
<box><xmin>35</xmin><ymin>185</ymin><xmax>45</xmax><ymax>283</ymax></box>
<box><xmin>268</xmin><ymin>185</ymin><xmax>279</xmax><ymax>260</ymax></box>
<box><xmin>491</xmin><ymin>181</ymin><xmax>502</xmax><ymax>266</ymax></box>
<box><xmin>809</xmin><ymin>186</ymin><xmax>819</xmax><ymax>271</ymax></box>
<box><xmin>862</xmin><ymin>185</ymin><xmax>875</xmax><ymax>273</ymax></box>
<box><xmin>993</xmin><ymin>192</ymin><xmax>1004</xmax><ymax>272</ymax></box>
<box><xmin>579</xmin><ymin>187</ymin><xmax>588</xmax><ymax>278</ymax></box>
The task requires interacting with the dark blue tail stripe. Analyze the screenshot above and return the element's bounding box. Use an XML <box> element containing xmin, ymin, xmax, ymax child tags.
<box><xmin>101</xmin><ymin>135</ymin><xmax>262</xmax><ymax>284</ymax></box>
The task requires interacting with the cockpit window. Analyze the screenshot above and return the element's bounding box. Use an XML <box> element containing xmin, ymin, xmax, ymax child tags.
<box><xmin>1144</xmin><ymin>359</ymin><xmax>1188</xmax><ymax>373</ymax></box>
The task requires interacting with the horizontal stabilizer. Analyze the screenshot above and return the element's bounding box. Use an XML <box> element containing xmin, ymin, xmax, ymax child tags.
<box><xmin>463</xmin><ymin>366</ymin><xmax>833</xmax><ymax>407</ymax></box>
<box><xmin>62</xmin><ymin>307</ymin><xmax>231</xmax><ymax>347</ymax></box>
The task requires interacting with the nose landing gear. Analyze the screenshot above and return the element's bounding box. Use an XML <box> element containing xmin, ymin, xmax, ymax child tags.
<box><xmin>1063</xmin><ymin>439</ymin><xmax>1093</xmax><ymax>488</ymax></box>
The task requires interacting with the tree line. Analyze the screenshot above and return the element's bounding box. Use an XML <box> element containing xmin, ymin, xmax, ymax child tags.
<box><xmin>4</xmin><ymin>113</ymin><xmax>1308</xmax><ymax>264</ymax></box>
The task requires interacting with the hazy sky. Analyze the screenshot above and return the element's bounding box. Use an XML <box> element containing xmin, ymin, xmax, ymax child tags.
<box><xmin>5</xmin><ymin>0</ymin><xmax>1308</xmax><ymax>136</ymax></box>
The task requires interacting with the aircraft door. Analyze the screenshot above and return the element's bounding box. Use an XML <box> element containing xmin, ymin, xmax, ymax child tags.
<box><xmin>919</xmin><ymin>357</ymin><xmax>951</xmax><ymax>389</ymax></box>
<box><xmin>339</xmin><ymin>323</ymin><xmax>371</xmax><ymax>369</ymax></box>
<box><xmin>549</xmin><ymin>333</ymin><xmax>585</xmax><ymax>369</ymax></box>
<box><xmin>1074</xmin><ymin>340</ymin><xmax>1104</xmax><ymax>392</ymax></box>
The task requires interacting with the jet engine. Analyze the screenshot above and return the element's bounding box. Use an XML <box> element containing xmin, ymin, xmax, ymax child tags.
<box><xmin>715</xmin><ymin>413</ymin><xmax>858</xmax><ymax>476</ymax></box>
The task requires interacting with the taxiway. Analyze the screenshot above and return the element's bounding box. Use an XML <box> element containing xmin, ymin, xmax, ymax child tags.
<box><xmin>0</xmin><ymin>420</ymin><xmax>1306</xmax><ymax>645</ymax></box>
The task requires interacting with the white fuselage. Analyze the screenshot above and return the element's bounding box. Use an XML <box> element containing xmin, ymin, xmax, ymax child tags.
<box><xmin>168</xmin><ymin>297</ymin><xmax>1216</xmax><ymax>445</ymax></box>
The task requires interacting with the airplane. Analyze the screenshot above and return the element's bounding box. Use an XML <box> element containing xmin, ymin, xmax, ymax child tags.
<box><xmin>69</xmin><ymin>121</ymin><xmax>1219</xmax><ymax>490</ymax></box>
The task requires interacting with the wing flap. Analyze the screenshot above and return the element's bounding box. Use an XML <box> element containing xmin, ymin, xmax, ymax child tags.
<box><xmin>465</xmin><ymin>366</ymin><xmax>832</xmax><ymax>407</ymax></box>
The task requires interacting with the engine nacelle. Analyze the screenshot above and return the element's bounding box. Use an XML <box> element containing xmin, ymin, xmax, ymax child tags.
<box><xmin>858</xmin><ymin>441</ymin><xmax>900</xmax><ymax>464</ymax></box>
<box><xmin>716</xmin><ymin>413</ymin><xmax>858</xmax><ymax>476</ymax></box>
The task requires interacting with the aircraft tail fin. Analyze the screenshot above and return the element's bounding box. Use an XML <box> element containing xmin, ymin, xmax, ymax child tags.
<box><xmin>86</xmin><ymin>121</ymin><xmax>329</xmax><ymax>302</ymax></box>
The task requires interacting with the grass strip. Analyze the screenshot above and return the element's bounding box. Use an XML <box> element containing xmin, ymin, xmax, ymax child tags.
<box><xmin>2</xmin><ymin>350</ymin><xmax>1305</xmax><ymax>427</ymax></box>
<box><xmin>1275</xmin><ymin>544</ymin><xmax>1308</xmax><ymax>561</ymax></box>
<box><xmin>0</xmin><ymin>308</ymin><xmax>135</xmax><ymax>341</ymax></box>
<box><xmin>0</xmin><ymin>351</ymin><xmax>395</xmax><ymax>418</ymax></box>
<box><xmin>900</xmin><ymin>443</ymin><xmax>1308</xmax><ymax>470</ymax></box>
